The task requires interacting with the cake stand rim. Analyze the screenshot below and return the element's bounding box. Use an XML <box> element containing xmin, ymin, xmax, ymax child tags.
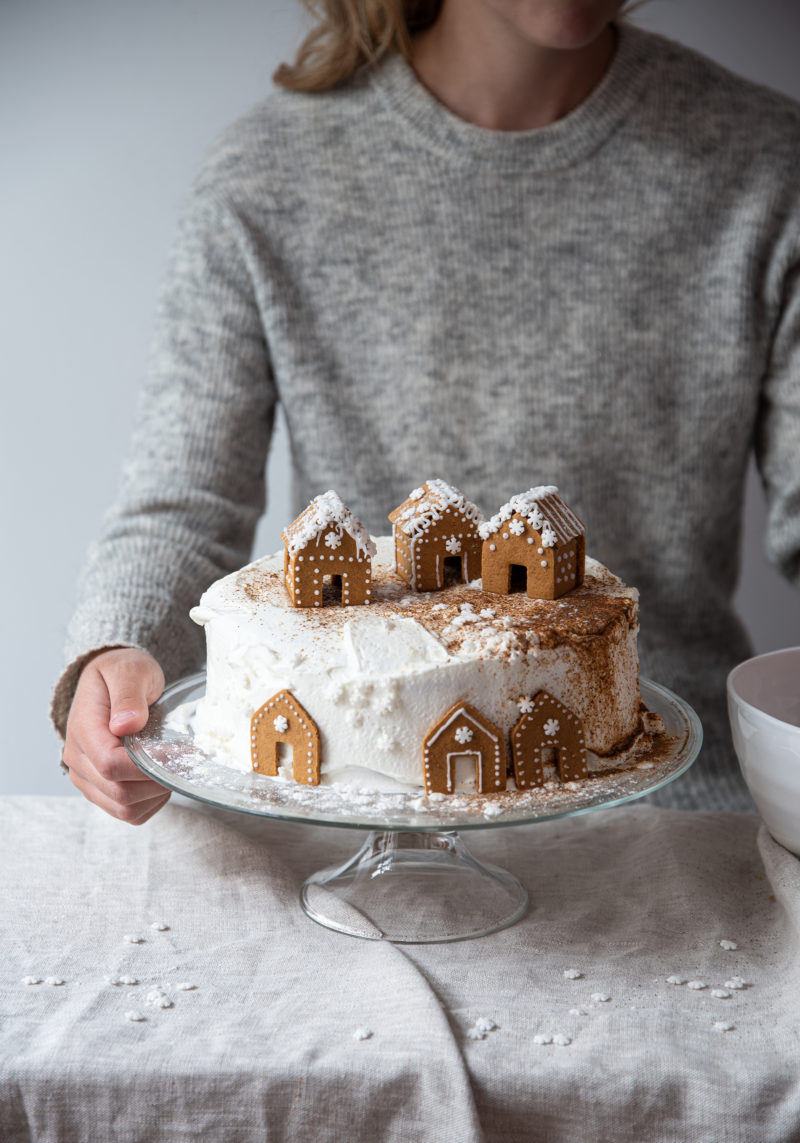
<box><xmin>124</xmin><ymin>672</ymin><xmax>702</xmax><ymax>833</ymax></box>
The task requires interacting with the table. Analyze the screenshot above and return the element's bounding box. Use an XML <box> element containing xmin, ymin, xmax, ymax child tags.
<box><xmin>2</xmin><ymin>795</ymin><xmax>798</xmax><ymax>1142</ymax></box>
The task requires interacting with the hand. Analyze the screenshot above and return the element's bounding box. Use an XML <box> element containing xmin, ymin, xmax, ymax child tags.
<box><xmin>63</xmin><ymin>647</ymin><xmax>170</xmax><ymax>824</ymax></box>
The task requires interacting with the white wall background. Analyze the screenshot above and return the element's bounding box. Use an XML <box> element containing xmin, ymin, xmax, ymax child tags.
<box><xmin>2</xmin><ymin>0</ymin><xmax>799</xmax><ymax>797</ymax></box>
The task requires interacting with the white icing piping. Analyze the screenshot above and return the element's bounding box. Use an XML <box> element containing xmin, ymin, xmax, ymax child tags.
<box><xmin>283</xmin><ymin>490</ymin><xmax>377</xmax><ymax>559</ymax></box>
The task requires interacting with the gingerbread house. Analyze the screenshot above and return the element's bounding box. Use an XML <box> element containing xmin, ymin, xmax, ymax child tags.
<box><xmin>250</xmin><ymin>689</ymin><xmax>321</xmax><ymax>785</ymax></box>
<box><xmin>479</xmin><ymin>486</ymin><xmax>585</xmax><ymax>600</ymax></box>
<box><xmin>282</xmin><ymin>491</ymin><xmax>377</xmax><ymax>608</ymax></box>
<box><xmin>510</xmin><ymin>691</ymin><xmax>588</xmax><ymax>788</ymax></box>
<box><xmin>422</xmin><ymin>702</ymin><xmax>507</xmax><ymax>795</ymax></box>
<box><xmin>388</xmin><ymin>479</ymin><xmax>483</xmax><ymax>592</ymax></box>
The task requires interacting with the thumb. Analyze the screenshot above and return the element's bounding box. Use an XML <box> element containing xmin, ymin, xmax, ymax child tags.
<box><xmin>100</xmin><ymin>655</ymin><xmax>163</xmax><ymax>737</ymax></box>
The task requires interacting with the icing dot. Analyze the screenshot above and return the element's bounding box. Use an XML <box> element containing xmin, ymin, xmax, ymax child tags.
<box><xmin>353</xmin><ymin>1026</ymin><xmax>374</xmax><ymax>1041</ymax></box>
<box><xmin>123</xmin><ymin>935</ymin><xmax>145</xmax><ymax>944</ymax></box>
<box><xmin>713</xmin><ymin>1021</ymin><xmax>734</xmax><ymax>1033</ymax></box>
<box><xmin>592</xmin><ymin>993</ymin><xmax>611</xmax><ymax>1003</ymax></box>
<box><xmin>711</xmin><ymin>989</ymin><xmax>731</xmax><ymax>999</ymax></box>
<box><xmin>125</xmin><ymin>1011</ymin><xmax>146</xmax><ymax>1022</ymax></box>
<box><xmin>687</xmin><ymin>981</ymin><xmax>707</xmax><ymax>991</ymax></box>
<box><xmin>719</xmin><ymin>939</ymin><xmax>738</xmax><ymax>950</ymax></box>
<box><xmin>45</xmin><ymin>977</ymin><xmax>66</xmax><ymax>986</ymax></box>
<box><xmin>21</xmin><ymin>976</ymin><xmax>42</xmax><ymax>986</ymax></box>
<box><xmin>150</xmin><ymin>921</ymin><xmax>169</xmax><ymax>932</ymax></box>
<box><xmin>563</xmin><ymin>969</ymin><xmax>582</xmax><ymax>980</ymax></box>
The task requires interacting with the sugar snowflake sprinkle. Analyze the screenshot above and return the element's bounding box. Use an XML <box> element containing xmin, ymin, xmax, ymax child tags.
<box><xmin>544</xmin><ymin>719</ymin><xmax>560</xmax><ymax>736</ymax></box>
<box><xmin>454</xmin><ymin>726</ymin><xmax>474</xmax><ymax>745</ymax></box>
<box><xmin>273</xmin><ymin>715</ymin><xmax>289</xmax><ymax>733</ymax></box>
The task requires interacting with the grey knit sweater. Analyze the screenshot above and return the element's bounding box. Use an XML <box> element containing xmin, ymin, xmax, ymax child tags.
<box><xmin>53</xmin><ymin>23</ymin><xmax>800</xmax><ymax>812</ymax></box>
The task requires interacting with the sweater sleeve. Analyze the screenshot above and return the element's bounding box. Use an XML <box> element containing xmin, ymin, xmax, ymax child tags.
<box><xmin>756</xmin><ymin>245</ymin><xmax>800</xmax><ymax>589</ymax></box>
<box><xmin>50</xmin><ymin>185</ymin><xmax>277</xmax><ymax>737</ymax></box>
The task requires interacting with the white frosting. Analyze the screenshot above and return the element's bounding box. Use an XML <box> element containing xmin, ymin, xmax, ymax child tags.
<box><xmin>191</xmin><ymin>536</ymin><xmax>641</xmax><ymax>789</ymax></box>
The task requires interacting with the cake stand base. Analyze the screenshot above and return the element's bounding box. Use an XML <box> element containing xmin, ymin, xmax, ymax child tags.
<box><xmin>300</xmin><ymin>830</ymin><xmax>529</xmax><ymax>943</ymax></box>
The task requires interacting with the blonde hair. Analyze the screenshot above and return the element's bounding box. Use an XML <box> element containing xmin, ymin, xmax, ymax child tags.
<box><xmin>273</xmin><ymin>0</ymin><xmax>442</xmax><ymax>93</ymax></box>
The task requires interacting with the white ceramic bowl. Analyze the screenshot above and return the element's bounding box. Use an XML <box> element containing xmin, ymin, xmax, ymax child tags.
<box><xmin>728</xmin><ymin>647</ymin><xmax>800</xmax><ymax>854</ymax></box>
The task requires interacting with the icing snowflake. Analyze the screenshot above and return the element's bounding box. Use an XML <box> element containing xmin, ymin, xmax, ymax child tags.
<box><xmin>544</xmin><ymin>718</ymin><xmax>560</xmax><ymax>737</ymax></box>
<box><xmin>445</xmin><ymin>535</ymin><xmax>462</xmax><ymax>555</ymax></box>
<box><xmin>454</xmin><ymin>726</ymin><xmax>474</xmax><ymax>745</ymax></box>
<box><xmin>273</xmin><ymin>715</ymin><xmax>289</xmax><ymax>733</ymax></box>
<box><xmin>409</xmin><ymin>487</ymin><xmax>425</xmax><ymax>500</ymax></box>
<box><xmin>324</xmin><ymin>530</ymin><xmax>341</xmax><ymax>550</ymax></box>
<box><xmin>517</xmin><ymin>696</ymin><xmax>534</xmax><ymax>714</ymax></box>
<box><xmin>508</xmin><ymin>519</ymin><xmax>525</xmax><ymax>536</ymax></box>
<box><xmin>527</xmin><ymin>507</ymin><xmax>544</xmax><ymax>532</ymax></box>
<box><xmin>541</xmin><ymin>523</ymin><xmax>557</xmax><ymax>548</ymax></box>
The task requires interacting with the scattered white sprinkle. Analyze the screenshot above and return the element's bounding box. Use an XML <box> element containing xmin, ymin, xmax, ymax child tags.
<box><xmin>569</xmin><ymin>1008</ymin><xmax>587</xmax><ymax>1017</ymax></box>
<box><xmin>552</xmin><ymin>1034</ymin><xmax>572</xmax><ymax>1046</ymax></box>
<box><xmin>474</xmin><ymin>1017</ymin><xmax>498</xmax><ymax>1033</ymax></box>
<box><xmin>123</xmin><ymin>935</ymin><xmax>145</xmax><ymax>944</ymax></box>
<box><xmin>125</xmin><ymin>1010</ymin><xmax>146</xmax><ymax>1022</ymax></box>
<box><xmin>353</xmin><ymin>1026</ymin><xmax>373</xmax><ymax>1041</ymax></box>
<box><xmin>175</xmin><ymin>982</ymin><xmax>196</xmax><ymax>991</ymax></box>
<box><xmin>592</xmin><ymin>993</ymin><xmax>611</xmax><ymax>1003</ymax></box>
<box><xmin>107</xmin><ymin>977</ymin><xmax>123</xmax><ymax>987</ymax></box>
<box><xmin>146</xmin><ymin>988</ymin><xmax>173</xmax><ymax>1009</ymax></box>
<box><xmin>119</xmin><ymin>976</ymin><xmax>139</xmax><ymax>986</ymax></box>
<box><xmin>719</xmin><ymin>940</ymin><xmax>738</xmax><ymax>950</ymax></box>
<box><xmin>467</xmin><ymin>1026</ymin><xmax>487</xmax><ymax>1040</ymax></box>
<box><xmin>45</xmin><ymin>977</ymin><xmax>65</xmax><ymax>986</ymax></box>
<box><xmin>533</xmin><ymin>1034</ymin><xmax>553</xmax><ymax>1045</ymax></box>
<box><xmin>713</xmin><ymin>1021</ymin><xmax>734</xmax><ymax>1033</ymax></box>
<box><xmin>724</xmin><ymin>978</ymin><xmax>746</xmax><ymax>990</ymax></box>
<box><xmin>482</xmin><ymin>803</ymin><xmax>503</xmax><ymax>818</ymax></box>
<box><xmin>150</xmin><ymin>922</ymin><xmax>170</xmax><ymax>932</ymax></box>
<box><xmin>427</xmin><ymin>793</ymin><xmax>446</xmax><ymax>803</ymax></box>
<box><xmin>666</xmin><ymin>975</ymin><xmax>685</xmax><ymax>985</ymax></box>
<box><xmin>711</xmin><ymin>989</ymin><xmax>731</xmax><ymax>999</ymax></box>
<box><xmin>21</xmin><ymin>976</ymin><xmax>42</xmax><ymax>986</ymax></box>
<box><xmin>563</xmin><ymin>969</ymin><xmax>583</xmax><ymax>980</ymax></box>
<box><xmin>687</xmin><ymin>981</ymin><xmax>707</xmax><ymax>991</ymax></box>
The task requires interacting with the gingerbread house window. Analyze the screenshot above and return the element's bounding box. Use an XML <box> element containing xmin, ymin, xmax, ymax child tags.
<box><xmin>250</xmin><ymin>689</ymin><xmax>321</xmax><ymax>786</ymax></box>
<box><xmin>422</xmin><ymin>702</ymin><xmax>507</xmax><ymax>796</ymax></box>
<box><xmin>281</xmin><ymin>490</ymin><xmax>377</xmax><ymax>609</ymax></box>
<box><xmin>388</xmin><ymin>479</ymin><xmax>483</xmax><ymax>592</ymax></box>
<box><xmin>479</xmin><ymin>486</ymin><xmax>585</xmax><ymax>601</ymax></box>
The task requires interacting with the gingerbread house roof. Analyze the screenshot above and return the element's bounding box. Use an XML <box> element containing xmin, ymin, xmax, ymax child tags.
<box><xmin>478</xmin><ymin>486</ymin><xmax>584</xmax><ymax>549</ymax></box>
<box><xmin>388</xmin><ymin>479</ymin><xmax>483</xmax><ymax>540</ymax></box>
<box><xmin>281</xmin><ymin>490</ymin><xmax>377</xmax><ymax>559</ymax></box>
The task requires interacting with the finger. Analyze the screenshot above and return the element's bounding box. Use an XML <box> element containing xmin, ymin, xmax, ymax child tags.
<box><xmin>69</xmin><ymin>767</ymin><xmax>171</xmax><ymax>825</ymax></box>
<box><xmin>69</xmin><ymin>658</ymin><xmax>160</xmax><ymax>764</ymax></box>
<box><xmin>65</xmin><ymin>742</ymin><xmax>168</xmax><ymax>804</ymax></box>
<box><xmin>64</xmin><ymin>736</ymin><xmax>162</xmax><ymax>790</ymax></box>
<box><xmin>101</xmin><ymin>656</ymin><xmax>164</xmax><ymax>736</ymax></box>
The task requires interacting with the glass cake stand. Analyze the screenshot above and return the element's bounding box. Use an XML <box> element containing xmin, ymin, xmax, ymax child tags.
<box><xmin>125</xmin><ymin>674</ymin><xmax>701</xmax><ymax>944</ymax></box>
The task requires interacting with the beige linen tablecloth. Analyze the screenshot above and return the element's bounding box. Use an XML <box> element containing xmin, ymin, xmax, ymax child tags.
<box><xmin>1</xmin><ymin>795</ymin><xmax>799</xmax><ymax>1142</ymax></box>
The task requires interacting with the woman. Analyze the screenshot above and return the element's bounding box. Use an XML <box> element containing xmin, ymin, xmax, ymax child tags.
<box><xmin>54</xmin><ymin>0</ymin><xmax>800</xmax><ymax>821</ymax></box>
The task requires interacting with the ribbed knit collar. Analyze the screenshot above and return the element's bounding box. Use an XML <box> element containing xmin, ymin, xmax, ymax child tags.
<box><xmin>370</xmin><ymin>22</ymin><xmax>655</xmax><ymax>171</ymax></box>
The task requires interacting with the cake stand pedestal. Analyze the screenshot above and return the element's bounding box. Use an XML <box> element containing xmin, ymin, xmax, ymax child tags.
<box><xmin>125</xmin><ymin>674</ymin><xmax>701</xmax><ymax>944</ymax></box>
<box><xmin>300</xmin><ymin>829</ymin><xmax>528</xmax><ymax>942</ymax></box>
